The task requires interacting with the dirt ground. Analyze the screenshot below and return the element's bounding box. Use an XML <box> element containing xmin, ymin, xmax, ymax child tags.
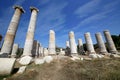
<box><xmin>4</xmin><ymin>57</ymin><xmax>120</xmax><ymax>80</ymax></box>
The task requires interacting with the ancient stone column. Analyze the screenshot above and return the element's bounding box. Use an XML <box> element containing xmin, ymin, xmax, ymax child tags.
<box><xmin>11</xmin><ymin>44</ymin><xmax>19</xmax><ymax>57</ymax></box>
<box><xmin>66</xmin><ymin>41</ymin><xmax>70</xmax><ymax>48</ymax></box>
<box><xmin>84</xmin><ymin>32</ymin><xmax>96</xmax><ymax>54</ymax></box>
<box><xmin>22</xmin><ymin>7</ymin><xmax>39</xmax><ymax>56</ymax></box>
<box><xmin>103</xmin><ymin>30</ymin><xmax>118</xmax><ymax>54</ymax></box>
<box><xmin>69</xmin><ymin>31</ymin><xmax>77</xmax><ymax>54</ymax></box>
<box><xmin>43</xmin><ymin>48</ymin><xmax>48</xmax><ymax>56</ymax></box>
<box><xmin>78</xmin><ymin>39</ymin><xmax>85</xmax><ymax>54</ymax></box>
<box><xmin>95</xmin><ymin>32</ymin><xmax>108</xmax><ymax>54</ymax></box>
<box><xmin>32</xmin><ymin>40</ymin><xmax>40</xmax><ymax>57</ymax></box>
<box><xmin>48</xmin><ymin>30</ymin><xmax>56</xmax><ymax>55</ymax></box>
<box><xmin>0</xmin><ymin>6</ymin><xmax>24</xmax><ymax>55</ymax></box>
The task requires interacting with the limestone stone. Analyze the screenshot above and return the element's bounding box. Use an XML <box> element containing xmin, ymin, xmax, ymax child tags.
<box><xmin>22</xmin><ymin>7</ymin><xmax>39</xmax><ymax>56</ymax></box>
<box><xmin>19</xmin><ymin>56</ymin><xmax>32</xmax><ymax>65</ymax></box>
<box><xmin>44</xmin><ymin>56</ymin><xmax>53</xmax><ymax>63</ymax></box>
<box><xmin>39</xmin><ymin>46</ymin><xmax>44</xmax><ymax>57</ymax></box>
<box><xmin>70</xmin><ymin>56</ymin><xmax>80</xmax><ymax>61</ymax></box>
<box><xmin>69</xmin><ymin>31</ymin><xmax>77</xmax><ymax>54</ymax></box>
<box><xmin>48</xmin><ymin>30</ymin><xmax>56</xmax><ymax>55</ymax></box>
<box><xmin>66</xmin><ymin>41</ymin><xmax>70</xmax><ymax>47</ymax></box>
<box><xmin>17</xmin><ymin>66</ymin><xmax>26</xmax><ymax>74</ymax></box>
<box><xmin>59</xmin><ymin>48</ymin><xmax>65</xmax><ymax>55</ymax></box>
<box><xmin>0</xmin><ymin>6</ymin><xmax>24</xmax><ymax>56</ymax></box>
<box><xmin>78</xmin><ymin>39</ymin><xmax>85</xmax><ymax>54</ymax></box>
<box><xmin>34</xmin><ymin>59</ymin><xmax>44</xmax><ymax>65</ymax></box>
<box><xmin>32</xmin><ymin>40</ymin><xmax>40</xmax><ymax>57</ymax></box>
<box><xmin>11</xmin><ymin>44</ymin><xmax>19</xmax><ymax>57</ymax></box>
<box><xmin>84</xmin><ymin>32</ymin><xmax>96</xmax><ymax>54</ymax></box>
<box><xmin>89</xmin><ymin>54</ymin><xmax>98</xmax><ymax>58</ymax></box>
<box><xmin>104</xmin><ymin>30</ymin><xmax>118</xmax><ymax>54</ymax></box>
<box><xmin>89</xmin><ymin>54</ymin><xmax>104</xmax><ymax>59</ymax></box>
<box><xmin>95</xmin><ymin>32</ymin><xmax>108</xmax><ymax>54</ymax></box>
<box><xmin>0</xmin><ymin>58</ymin><xmax>16</xmax><ymax>75</ymax></box>
<box><xmin>43</xmin><ymin>48</ymin><xmax>48</xmax><ymax>56</ymax></box>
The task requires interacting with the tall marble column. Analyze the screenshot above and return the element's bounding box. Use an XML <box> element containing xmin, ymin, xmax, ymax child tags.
<box><xmin>84</xmin><ymin>32</ymin><xmax>96</xmax><ymax>54</ymax></box>
<box><xmin>48</xmin><ymin>30</ymin><xmax>56</xmax><ymax>55</ymax></box>
<box><xmin>0</xmin><ymin>6</ymin><xmax>24</xmax><ymax>55</ymax></box>
<box><xmin>95</xmin><ymin>32</ymin><xmax>107</xmax><ymax>54</ymax></box>
<box><xmin>22</xmin><ymin>7</ymin><xmax>39</xmax><ymax>56</ymax></box>
<box><xmin>69</xmin><ymin>31</ymin><xmax>77</xmax><ymax>54</ymax></box>
<box><xmin>78</xmin><ymin>39</ymin><xmax>85</xmax><ymax>54</ymax></box>
<box><xmin>103</xmin><ymin>30</ymin><xmax>118</xmax><ymax>54</ymax></box>
<box><xmin>11</xmin><ymin>44</ymin><xmax>19</xmax><ymax>57</ymax></box>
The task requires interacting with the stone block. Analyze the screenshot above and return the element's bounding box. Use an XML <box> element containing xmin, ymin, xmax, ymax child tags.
<box><xmin>19</xmin><ymin>56</ymin><xmax>32</xmax><ymax>65</ymax></box>
<box><xmin>0</xmin><ymin>58</ymin><xmax>16</xmax><ymax>75</ymax></box>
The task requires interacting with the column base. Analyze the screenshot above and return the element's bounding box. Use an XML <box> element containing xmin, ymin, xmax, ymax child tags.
<box><xmin>110</xmin><ymin>51</ymin><xmax>118</xmax><ymax>54</ymax></box>
<box><xmin>0</xmin><ymin>52</ymin><xmax>10</xmax><ymax>58</ymax></box>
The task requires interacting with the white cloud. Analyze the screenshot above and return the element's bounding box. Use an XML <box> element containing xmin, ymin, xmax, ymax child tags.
<box><xmin>75</xmin><ymin>0</ymin><xmax>101</xmax><ymax>18</ymax></box>
<box><xmin>35</xmin><ymin>2</ymin><xmax>67</xmax><ymax>37</ymax></box>
<box><xmin>72</xmin><ymin>0</ymin><xmax>120</xmax><ymax>31</ymax></box>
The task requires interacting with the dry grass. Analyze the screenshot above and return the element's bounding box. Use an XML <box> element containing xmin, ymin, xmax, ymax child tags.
<box><xmin>4</xmin><ymin>58</ymin><xmax>120</xmax><ymax>80</ymax></box>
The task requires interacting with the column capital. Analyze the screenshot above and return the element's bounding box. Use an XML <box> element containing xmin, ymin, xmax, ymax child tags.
<box><xmin>30</xmin><ymin>7</ymin><xmax>39</xmax><ymax>13</ymax></box>
<box><xmin>104</xmin><ymin>30</ymin><xmax>109</xmax><ymax>32</ymax></box>
<box><xmin>13</xmin><ymin>5</ymin><xmax>25</xmax><ymax>13</ymax></box>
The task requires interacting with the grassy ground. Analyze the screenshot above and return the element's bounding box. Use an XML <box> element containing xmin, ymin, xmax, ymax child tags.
<box><xmin>2</xmin><ymin>57</ymin><xmax>120</xmax><ymax>80</ymax></box>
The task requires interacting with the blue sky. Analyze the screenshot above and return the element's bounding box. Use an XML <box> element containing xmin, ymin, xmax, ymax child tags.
<box><xmin>0</xmin><ymin>0</ymin><xmax>120</xmax><ymax>48</ymax></box>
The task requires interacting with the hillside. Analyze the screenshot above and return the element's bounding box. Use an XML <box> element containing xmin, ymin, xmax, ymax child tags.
<box><xmin>4</xmin><ymin>57</ymin><xmax>120</xmax><ymax>80</ymax></box>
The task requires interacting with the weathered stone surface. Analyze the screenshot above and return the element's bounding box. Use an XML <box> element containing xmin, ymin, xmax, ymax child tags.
<box><xmin>17</xmin><ymin>66</ymin><xmax>26</xmax><ymax>74</ymax></box>
<box><xmin>32</xmin><ymin>40</ymin><xmax>40</xmax><ymax>57</ymax></box>
<box><xmin>44</xmin><ymin>56</ymin><xmax>53</xmax><ymax>63</ymax></box>
<box><xmin>39</xmin><ymin>46</ymin><xmax>44</xmax><ymax>57</ymax></box>
<box><xmin>110</xmin><ymin>54</ymin><xmax>120</xmax><ymax>58</ymax></box>
<box><xmin>48</xmin><ymin>30</ymin><xmax>56</xmax><ymax>55</ymax></box>
<box><xmin>84</xmin><ymin>32</ymin><xmax>96</xmax><ymax>54</ymax></box>
<box><xmin>78</xmin><ymin>39</ymin><xmax>85</xmax><ymax>54</ymax></box>
<box><xmin>43</xmin><ymin>48</ymin><xmax>48</xmax><ymax>56</ymax></box>
<box><xmin>34</xmin><ymin>59</ymin><xmax>44</xmax><ymax>65</ymax></box>
<box><xmin>66</xmin><ymin>41</ymin><xmax>70</xmax><ymax>47</ymax></box>
<box><xmin>23</xmin><ymin>7</ymin><xmax>39</xmax><ymax>56</ymax></box>
<box><xmin>70</xmin><ymin>56</ymin><xmax>80</xmax><ymax>61</ymax></box>
<box><xmin>0</xmin><ymin>58</ymin><xmax>16</xmax><ymax>75</ymax></box>
<box><xmin>11</xmin><ymin>44</ymin><xmax>19</xmax><ymax>57</ymax></box>
<box><xmin>95</xmin><ymin>32</ymin><xmax>108</xmax><ymax>54</ymax></box>
<box><xmin>89</xmin><ymin>54</ymin><xmax>104</xmax><ymax>59</ymax></box>
<box><xmin>69</xmin><ymin>31</ymin><xmax>77</xmax><ymax>54</ymax></box>
<box><xmin>104</xmin><ymin>30</ymin><xmax>118</xmax><ymax>54</ymax></box>
<box><xmin>59</xmin><ymin>48</ymin><xmax>65</xmax><ymax>55</ymax></box>
<box><xmin>19</xmin><ymin>56</ymin><xmax>32</xmax><ymax>65</ymax></box>
<box><xmin>0</xmin><ymin>6</ymin><xmax>24</xmax><ymax>55</ymax></box>
<box><xmin>89</xmin><ymin>54</ymin><xmax>98</xmax><ymax>58</ymax></box>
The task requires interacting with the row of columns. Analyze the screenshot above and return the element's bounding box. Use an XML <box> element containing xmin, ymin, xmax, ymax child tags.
<box><xmin>0</xmin><ymin>5</ymin><xmax>118</xmax><ymax>57</ymax></box>
<box><xmin>67</xmin><ymin>30</ymin><xmax>118</xmax><ymax>55</ymax></box>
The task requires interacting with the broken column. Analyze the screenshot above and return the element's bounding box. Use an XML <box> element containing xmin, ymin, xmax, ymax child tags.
<box><xmin>32</xmin><ymin>40</ymin><xmax>40</xmax><ymax>57</ymax></box>
<box><xmin>0</xmin><ymin>58</ymin><xmax>16</xmax><ymax>75</ymax></box>
<box><xmin>103</xmin><ymin>30</ymin><xmax>118</xmax><ymax>54</ymax></box>
<box><xmin>48</xmin><ymin>30</ymin><xmax>56</xmax><ymax>55</ymax></box>
<box><xmin>39</xmin><ymin>46</ymin><xmax>44</xmax><ymax>57</ymax></box>
<box><xmin>0</xmin><ymin>6</ymin><xmax>24</xmax><ymax>56</ymax></box>
<box><xmin>66</xmin><ymin>41</ymin><xmax>70</xmax><ymax>48</ymax></box>
<box><xmin>22</xmin><ymin>7</ymin><xmax>39</xmax><ymax>56</ymax></box>
<box><xmin>84</xmin><ymin>32</ymin><xmax>96</xmax><ymax>54</ymax></box>
<box><xmin>78</xmin><ymin>39</ymin><xmax>85</xmax><ymax>54</ymax></box>
<box><xmin>69</xmin><ymin>31</ymin><xmax>77</xmax><ymax>54</ymax></box>
<box><xmin>11</xmin><ymin>44</ymin><xmax>19</xmax><ymax>57</ymax></box>
<box><xmin>43</xmin><ymin>48</ymin><xmax>48</xmax><ymax>56</ymax></box>
<box><xmin>95</xmin><ymin>32</ymin><xmax>108</xmax><ymax>54</ymax></box>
